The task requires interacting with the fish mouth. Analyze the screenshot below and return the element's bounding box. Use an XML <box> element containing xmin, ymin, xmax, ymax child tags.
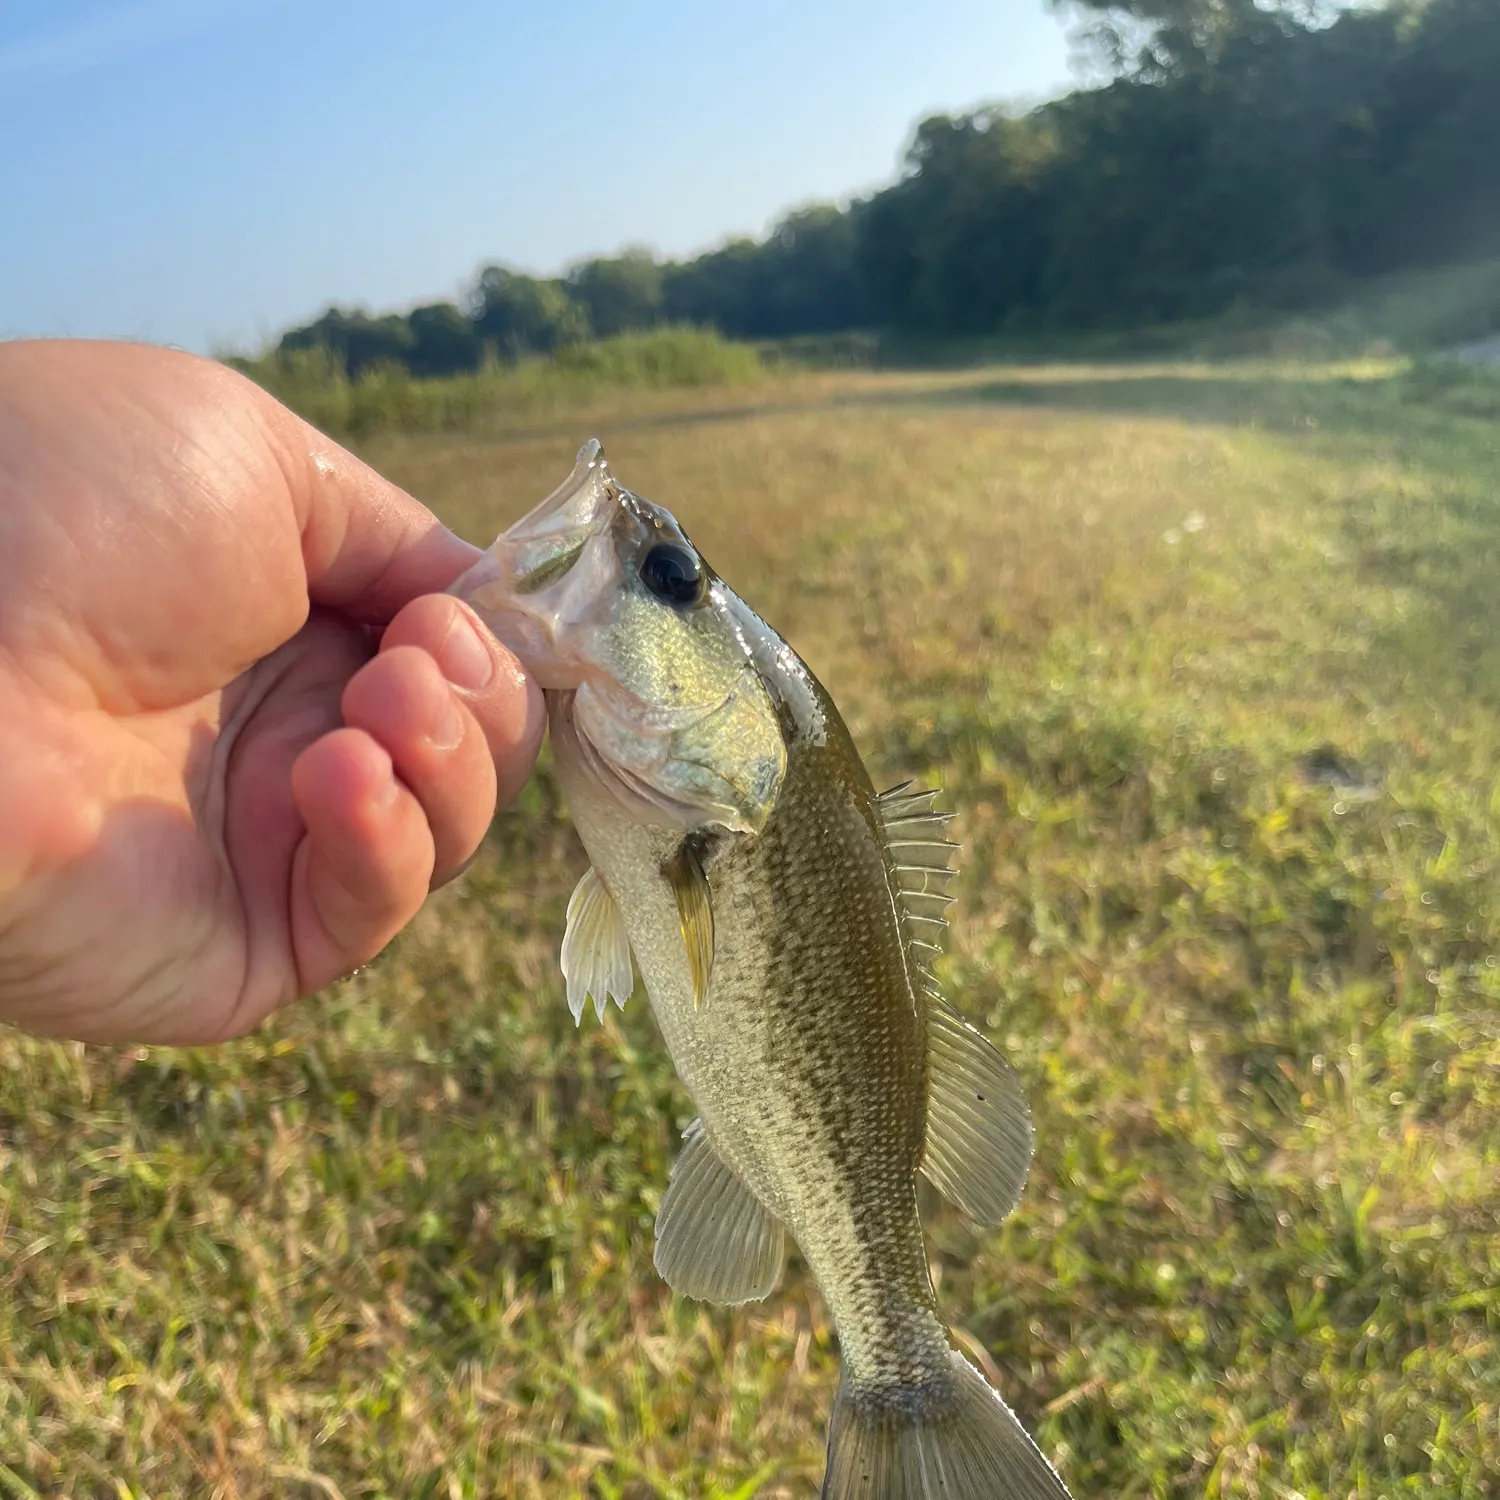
<box><xmin>499</xmin><ymin>437</ymin><xmax>615</xmax><ymax>542</ymax></box>
<box><xmin>448</xmin><ymin>550</ymin><xmax>567</xmax><ymax>684</ymax></box>
<box><xmin>447</xmin><ymin>439</ymin><xmax>618</xmax><ymax>688</ymax></box>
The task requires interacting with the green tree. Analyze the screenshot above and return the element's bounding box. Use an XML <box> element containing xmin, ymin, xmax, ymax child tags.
<box><xmin>567</xmin><ymin>248</ymin><xmax>664</xmax><ymax>337</ymax></box>
<box><xmin>660</xmin><ymin>207</ymin><xmax>868</xmax><ymax>338</ymax></box>
<box><xmin>1053</xmin><ymin>0</ymin><xmax>1342</xmax><ymax>77</ymax></box>
<box><xmin>278</xmin><ymin>308</ymin><xmax>414</xmax><ymax>378</ymax></box>
<box><xmin>470</xmin><ymin>266</ymin><xmax>589</xmax><ymax>360</ymax></box>
<box><xmin>406</xmin><ymin>302</ymin><xmax>484</xmax><ymax>376</ymax></box>
<box><xmin>661</xmin><ymin>238</ymin><xmax>766</xmax><ymax>336</ymax></box>
<box><xmin>753</xmin><ymin>205</ymin><xmax>869</xmax><ymax>335</ymax></box>
<box><xmin>855</xmin><ymin>112</ymin><xmax>1059</xmax><ymax>333</ymax></box>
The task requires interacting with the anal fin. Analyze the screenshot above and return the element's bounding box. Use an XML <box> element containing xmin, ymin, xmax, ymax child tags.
<box><xmin>560</xmin><ymin>867</ymin><xmax>634</xmax><ymax>1025</ymax></box>
<box><xmin>921</xmin><ymin>1000</ymin><xmax>1034</xmax><ymax>1227</ymax></box>
<box><xmin>654</xmin><ymin>1119</ymin><xmax>785</xmax><ymax>1305</ymax></box>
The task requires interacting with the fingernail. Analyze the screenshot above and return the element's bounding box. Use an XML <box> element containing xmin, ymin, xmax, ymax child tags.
<box><xmin>430</xmin><ymin>691</ymin><xmax>465</xmax><ymax>753</ymax></box>
<box><xmin>438</xmin><ymin>608</ymin><xmax>495</xmax><ymax>691</ymax></box>
<box><xmin>372</xmin><ymin>758</ymin><xmax>401</xmax><ymax>808</ymax></box>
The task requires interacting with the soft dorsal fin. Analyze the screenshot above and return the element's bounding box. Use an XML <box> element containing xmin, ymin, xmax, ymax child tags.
<box><xmin>876</xmin><ymin>781</ymin><xmax>959</xmax><ymax>986</ymax></box>
<box><xmin>654</xmin><ymin>1119</ymin><xmax>786</xmax><ymax>1304</ymax></box>
<box><xmin>876</xmin><ymin>784</ymin><xmax>1035</xmax><ymax>1225</ymax></box>
<box><xmin>560</xmin><ymin>867</ymin><xmax>634</xmax><ymax>1024</ymax></box>
<box><xmin>921</xmin><ymin>999</ymin><xmax>1034</xmax><ymax>1226</ymax></box>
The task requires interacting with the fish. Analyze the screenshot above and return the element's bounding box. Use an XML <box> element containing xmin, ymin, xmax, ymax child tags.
<box><xmin>450</xmin><ymin>440</ymin><xmax>1074</xmax><ymax>1500</ymax></box>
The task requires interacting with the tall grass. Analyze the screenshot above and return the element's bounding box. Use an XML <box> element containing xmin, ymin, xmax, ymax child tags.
<box><xmin>229</xmin><ymin>325</ymin><xmax>764</xmax><ymax>438</ymax></box>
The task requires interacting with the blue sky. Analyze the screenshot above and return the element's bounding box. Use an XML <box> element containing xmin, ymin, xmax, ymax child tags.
<box><xmin>0</xmin><ymin>0</ymin><xmax>1075</xmax><ymax>353</ymax></box>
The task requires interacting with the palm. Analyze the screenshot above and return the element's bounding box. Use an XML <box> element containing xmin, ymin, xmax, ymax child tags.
<box><xmin>17</xmin><ymin>615</ymin><xmax>372</xmax><ymax>1042</ymax></box>
<box><xmin>0</xmin><ymin>342</ymin><xmax>541</xmax><ymax>1044</ymax></box>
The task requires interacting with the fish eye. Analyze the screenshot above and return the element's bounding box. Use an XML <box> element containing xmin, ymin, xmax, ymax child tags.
<box><xmin>639</xmin><ymin>541</ymin><xmax>705</xmax><ymax>607</ymax></box>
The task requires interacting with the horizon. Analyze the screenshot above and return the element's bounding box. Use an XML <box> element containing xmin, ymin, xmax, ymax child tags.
<box><xmin>0</xmin><ymin>0</ymin><xmax>1077</xmax><ymax>354</ymax></box>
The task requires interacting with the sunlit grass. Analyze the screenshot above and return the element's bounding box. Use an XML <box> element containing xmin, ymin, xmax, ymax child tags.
<box><xmin>2</xmin><ymin>360</ymin><xmax>1497</xmax><ymax>1498</ymax></box>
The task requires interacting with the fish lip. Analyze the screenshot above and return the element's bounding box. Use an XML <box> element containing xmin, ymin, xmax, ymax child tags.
<box><xmin>451</xmin><ymin>557</ymin><xmax>773</xmax><ymax>736</ymax></box>
<box><xmin>448</xmin><ymin>439</ymin><xmax>642</xmax><ymax>690</ymax></box>
<box><xmin>446</xmin><ymin>556</ymin><xmax>572</xmax><ymax>686</ymax></box>
<box><xmin>448</xmin><ymin>535</ymin><xmax>608</xmax><ymax>696</ymax></box>
<box><xmin>506</xmin><ymin>438</ymin><xmax>612</xmax><ymax>536</ymax></box>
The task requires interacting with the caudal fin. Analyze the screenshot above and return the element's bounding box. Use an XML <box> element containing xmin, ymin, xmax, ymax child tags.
<box><xmin>822</xmin><ymin>1350</ymin><xmax>1073</xmax><ymax>1500</ymax></box>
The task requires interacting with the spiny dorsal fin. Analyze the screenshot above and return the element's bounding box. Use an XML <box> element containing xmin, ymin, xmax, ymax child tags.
<box><xmin>877</xmin><ymin>781</ymin><xmax>959</xmax><ymax>985</ymax></box>
<box><xmin>877</xmin><ymin>786</ymin><xmax>1036</xmax><ymax>1228</ymax></box>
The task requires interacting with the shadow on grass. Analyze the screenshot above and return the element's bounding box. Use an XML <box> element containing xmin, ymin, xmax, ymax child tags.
<box><xmin>957</xmin><ymin>366</ymin><xmax>1498</xmax><ymax>471</ymax></box>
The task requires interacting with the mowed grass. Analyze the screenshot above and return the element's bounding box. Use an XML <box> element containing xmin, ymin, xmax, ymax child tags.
<box><xmin>3</xmin><ymin>361</ymin><xmax>1498</xmax><ymax>1500</ymax></box>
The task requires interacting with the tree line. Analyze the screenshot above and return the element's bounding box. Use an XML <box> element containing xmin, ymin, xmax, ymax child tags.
<box><xmin>276</xmin><ymin>0</ymin><xmax>1500</xmax><ymax>376</ymax></box>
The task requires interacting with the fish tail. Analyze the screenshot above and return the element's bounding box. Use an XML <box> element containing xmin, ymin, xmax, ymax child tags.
<box><xmin>822</xmin><ymin>1349</ymin><xmax>1072</xmax><ymax>1500</ymax></box>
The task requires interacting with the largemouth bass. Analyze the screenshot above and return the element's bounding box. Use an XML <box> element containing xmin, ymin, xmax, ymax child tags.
<box><xmin>452</xmin><ymin>442</ymin><xmax>1074</xmax><ymax>1500</ymax></box>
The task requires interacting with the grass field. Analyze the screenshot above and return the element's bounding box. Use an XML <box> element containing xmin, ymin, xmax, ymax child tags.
<box><xmin>3</xmin><ymin>359</ymin><xmax>1498</xmax><ymax>1500</ymax></box>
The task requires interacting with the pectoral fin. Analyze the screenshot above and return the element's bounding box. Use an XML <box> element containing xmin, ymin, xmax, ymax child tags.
<box><xmin>663</xmin><ymin>841</ymin><xmax>714</xmax><ymax>1008</ymax></box>
<box><xmin>921</xmin><ymin>1000</ymin><xmax>1034</xmax><ymax>1226</ymax></box>
<box><xmin>654</xmin><ymin>1119</ymin><xmax>785</xmax><ymax>1304</ymax></box>
<box><xmin>560</xmin><ymin>867</ymin><xmax>634</xmax><ymax>1024</ymax></box>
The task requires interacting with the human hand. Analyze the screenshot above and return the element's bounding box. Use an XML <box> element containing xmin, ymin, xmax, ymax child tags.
<box><xmin>0</xmin><ymin>340</ymin><xmax>543</xmax><ymax>1045</ymax></box>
